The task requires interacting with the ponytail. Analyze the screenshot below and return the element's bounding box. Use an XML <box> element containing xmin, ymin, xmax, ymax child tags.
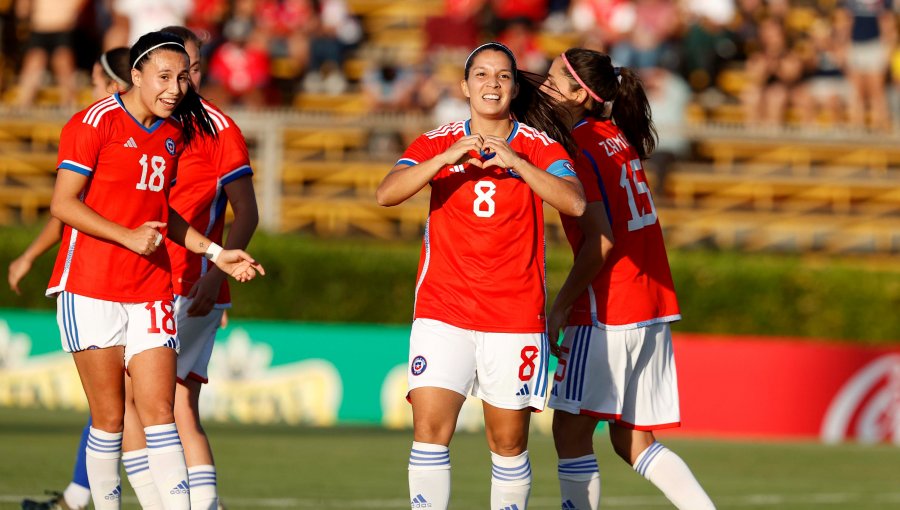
<box><xmin>609</xmin><ymin>67</ymin><xmax>656</xmax><ymax>160</ymax></box>
<box><xmin>561</xmin><ymin>48</ymin><xmax>657</xmax><ymax>160</ymax></box>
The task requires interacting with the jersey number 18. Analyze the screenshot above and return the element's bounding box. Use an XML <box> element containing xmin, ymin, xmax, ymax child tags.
<box><xmin>136</xmin><ymin>154</ymin><xmax>167</xmax><ymax>192</ymax></box>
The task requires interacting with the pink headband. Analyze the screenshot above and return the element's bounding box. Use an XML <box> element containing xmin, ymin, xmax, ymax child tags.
<box><xmin>561</xmin><ymin>53</ymin><xmax>604</xmax><ymax>104</ymax></box>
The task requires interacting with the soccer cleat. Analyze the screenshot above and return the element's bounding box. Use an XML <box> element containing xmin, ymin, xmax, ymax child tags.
<box><xmin>20</xmin><ymin>491</ymin><xmax>77</xmax><ymax>510</ymax></box>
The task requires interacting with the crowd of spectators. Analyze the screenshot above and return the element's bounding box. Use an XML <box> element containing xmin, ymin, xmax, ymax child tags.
<box><xmin>1</xmin><ymin>0</ymin><xmax>899</xmax><ymax>131</ymax></box>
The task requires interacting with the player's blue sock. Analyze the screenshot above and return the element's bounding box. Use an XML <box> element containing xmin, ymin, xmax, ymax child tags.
<box><xmin>72</xmin><ymin>418</ymin><xmax>91</xmax><ymax>489</ymax></box>
<box><xmin>85</xmin><ymin>427</ymin><xmax>122</xmax><ymax>510</ymax></box>
<box><xmin>634</xmin><ymin>442</ymin><xmax>716</xmax><ymax>510</ymax></box>
<box><xmin>145</xmin><ymin>423</ymin><xmax>190</xmax><ymax>510</ymax></box>
<box><xmin>490</xmin><ymin>450</ymin><xmax>531</xmax><ymax>510</ymax></box>
<box><xmin>558</xmin><ymin>454</ymin><xmax>601</xmax><ymax>510</ymax></box>
<box><xmin>408</xmin><ymin>442</ymin><xmax>450</xmax><ymax>509</ymax></box>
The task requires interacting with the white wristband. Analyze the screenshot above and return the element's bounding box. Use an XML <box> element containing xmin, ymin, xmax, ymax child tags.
<box><xmin>204</xmin><ymin>242</ymin><xmax>223</xmax><ymax>263</ymax></box>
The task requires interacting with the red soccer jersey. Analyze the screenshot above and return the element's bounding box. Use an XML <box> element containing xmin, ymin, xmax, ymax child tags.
<box><xmin>47</xmin><ymin>93</ymin><xmax>183</xmax><ymax>302</ymax></box>
<box><xmin>166</xmin><ymin>101</ymin><xmax>253</xmax><ymax>305</ymax></box>
<box><xmin>561</xmin><ymin>118</ymin><xmax>680</xmax><ymax>329</ymax></box>
<box><xmin>399</xmin><ymin>120</ymin><xmax>575</xmax><ymax>333</ymax></box>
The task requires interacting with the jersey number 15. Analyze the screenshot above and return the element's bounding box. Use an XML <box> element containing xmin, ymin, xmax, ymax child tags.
<box><xmin>620</xmin><ymin>159</ymin><xmax>657</xmax><ymax>231</ymax></box>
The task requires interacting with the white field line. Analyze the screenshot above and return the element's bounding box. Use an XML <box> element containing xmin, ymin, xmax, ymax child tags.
<box><xmin>3</xmin><ymin>492</ymin><xmax>900</xmax><ymax>508</ymax></box>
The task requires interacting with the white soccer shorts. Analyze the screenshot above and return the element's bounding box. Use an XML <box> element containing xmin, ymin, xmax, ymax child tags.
<box><xmin>407</xmin><ymin>318</ymin><xmax>550</xmax><ymax>411</ymax></box>
<box><xmin>56</xmin><ymin>291</ymin><xmax>179</xmax><ymax>367</ymax></box>
<box><xmin>173</xmin><ymin>295</ymin><xmax>225</xmax><ymax>384</ymax></box>
<box><xmin>548</xmin><ymin>322</ymin><xmax>681</xmax><ymax>430</ymax></box>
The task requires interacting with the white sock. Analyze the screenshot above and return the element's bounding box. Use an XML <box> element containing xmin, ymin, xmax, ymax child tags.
<box><xmin>145</xmin><ymin>423</ymin><xmax>190</xmax><ymax>510</ymax></box>
<box><xmin>189</xmin><ymin>464</ymin><xmax>219</xmax><ymax>510</ymax></box>
<box><xmin>490</xmin><ymin>450</ymin><xmax>531</xmax><ymax>510</ymax></box>
<box><xmin>85</xmin><ymin>427</ymin><xmax>122</xmax><ymax>510</ymax></box>
<box><xmin>408</xmin><ymin>441</ymin><xmax>450</xmax><ymax>509</ymax></box>
<box><xmin>558</xmin><ymin>454</ymin><xmax>601</xmax><ymax>510</ymax></box>
<box><xmin>62</xmin><ymin>481</ymin><xmax>92</xmax><ymax>510</ymax></box>
<box><xmin>634</xmin><ymin>442</ymin><xmax>716</xmax><ymax>510</ymax></box>
<box><xmin>122</xmin><ymin>449</ymin><xmax>163</xmax><ymax>509</ymax></box>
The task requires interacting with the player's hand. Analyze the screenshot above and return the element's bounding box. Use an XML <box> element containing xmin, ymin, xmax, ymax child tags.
<box><xmin>8</xmin><ymin>255</ymin><xmax>33</xmax><ymax>295</ymax></box>
<box><xmin>440</xmin><ymin>134</ymin><xmax>487</xmax><ymax>168</ymax></box>
<box><xmin>547</xmin><ymin>302</ymin><xmax>571</xmax><ymax>358</ymax></box>
<box><xmin>124</xmin><ymin>221</ymin><xmax>166</xmax><ymax>255</ymax></box>
<box><xmin>220</xmin><ymin>309</ymin><xmax>229</xmax><ymax>329</ymax></box>
<box><xmin>481</xmin><ymin>135</ymin><xmax>522</xmax><ymax>170</ymax></box>
<box><xmin>214</xmin><ymin>249</ymin><xmax>265</xmax><ymax>282</ymax></box>
<box><xmin>186</xmin><ymin>270</ymin><xmax>226</xmax><ymax>317</ymax></box>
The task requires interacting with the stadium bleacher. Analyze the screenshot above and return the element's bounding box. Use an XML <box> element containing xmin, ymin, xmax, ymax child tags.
<box><xmin>0</xmin><ymin>0</ymin><xmax>898</xmax><ymax>255</ymax></box>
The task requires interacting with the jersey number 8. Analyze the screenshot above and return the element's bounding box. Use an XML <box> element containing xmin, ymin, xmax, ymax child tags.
<box><xmin>473</xmin><ymin>180</ymin><xmax>496</xmax><ymax>218</ymax></box>
<box><xmin>136</xmin><ymin>154</ymin><xmax>167</xmax><ymax>192</ymax></box>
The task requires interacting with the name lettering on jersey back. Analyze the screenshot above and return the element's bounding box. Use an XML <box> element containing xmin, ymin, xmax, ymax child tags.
<box><xmin>600</xmin><ymin>133</ymin><xmax>630</xmax><ymax>157</ymax></box>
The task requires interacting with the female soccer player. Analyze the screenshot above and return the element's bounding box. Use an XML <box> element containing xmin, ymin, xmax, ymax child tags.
<box><xmin>541</xmin><ymin>48</ymin><xmax>715</xmax><ymax>510</ymax></box>
<box><xmin>376</xmin><ymin>42</ymin><xmax>585</xmax><ymax>510</ymax></box>
<box><xmin>46</xmin><ymin>31</ymin><xmax>262</xmax><ymax>510</ymax></box>
<box><xmin>123</xmin><ymin>25</ymin><xmax>258</xmax><ymax>510</ymax></box>
<box><xmin>14</xmin><ymin>47</ymin><xmax>132</xmax><ymax>510</ymax></box>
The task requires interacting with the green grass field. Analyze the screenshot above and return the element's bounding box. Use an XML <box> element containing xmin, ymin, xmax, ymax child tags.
<box><xmin>2</xmin><ymin>407</ymin><xmax>898</xmax><ymax>509</ymax></box>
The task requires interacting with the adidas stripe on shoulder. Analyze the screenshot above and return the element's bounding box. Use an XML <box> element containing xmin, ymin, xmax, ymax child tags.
<box><xmin>82</xmin><ymin>96</ymin><xmax>120</xmax><ymax>128</ymax></box>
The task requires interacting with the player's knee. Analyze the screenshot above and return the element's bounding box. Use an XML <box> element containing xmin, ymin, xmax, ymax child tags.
<box><xmin>135</xmin><ymin>399</ymin><xmax>176</xmax><ymax>426</ymax></box>
<box><xmin>91</xmin><ymin>412</ymin><xmax>125</xmax><ymax>433</ymax></box>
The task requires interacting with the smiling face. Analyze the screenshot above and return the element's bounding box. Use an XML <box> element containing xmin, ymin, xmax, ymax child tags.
<box><xmin>130</xmin><ymin>49</ymin><xmax>190</xmax><ymax>121</ymax></box>
<box><xmin>461</xmin><ymin>49</ymin><xmax>518</xmax><ymax>120</ymax></box>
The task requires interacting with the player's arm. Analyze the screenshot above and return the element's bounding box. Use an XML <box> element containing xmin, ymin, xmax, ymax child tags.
<box><xmin>8</xmin><ymin>217</ymin><xmax>64</xmax><ymax>294</ymax></box>
<box><xmin>376</xmin><ymin>134</ymin><xmax>486</xmax><ymax>206</ymax></box>
<box><xmin>481</xmin><ymin>134</ymin><xmax>586</xmax><ymax>217</ymax></box>
<box><xmin>166</xmin><ymin>207</ymin><xmax>264</xmax><ymax>282</ymax></box>
<box><xmin>51</xmin><ymin>170</ymin><xmax>164</xmax><ymax>255</ymax></box>
<box><xmin>547</xmin><ymin>201</ymin><xmax>615</xmax><ymax>355</ymax></box>
<box><xmin>186</xmin><ymin>175</ymin><xmax>259</xmax><ymax>316</ymax></box>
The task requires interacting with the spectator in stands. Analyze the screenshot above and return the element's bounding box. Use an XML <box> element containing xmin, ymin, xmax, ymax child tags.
<box><xmin>256</xmin><ymin>0</ymin><xmax>316</xmax><ymax>84</ymax></box>
<box><xmin>642</xmin><ymin>66</ymin><xmax>691</xmax><ymax>194</ymax></box>
<box><xmin>498</xmin><ymin>16</ymin><xmax>548</xmax><ymax>72</ymax></box>
<box><xmin>567</xmin><ymin>0</ymin><xmax>632</xmax><ymax>52</ymax></box>
<box><xmin>361</xmin><ymin>57</ymin><xmax>418</xmax><ymax>112</ymax></box>
<box><xmin>207</xmin><ymin>13</ymin><xmax>271</xmax><ymax>106</ymax></box>
<box><xmin>105</xmin><ymin>0</ymin><xmax>192</xmax><ymax>47</ymax></box>
<box><xmin>13</xmin><ymin>0</ymin><xmax>86</xmax><ymax>107</ymax></box>
<box><xmin>609</xmin><ymin>0</ymin><xmax>681</xmax><ymax>71</ymax></box>
<box><xmin>839</xmin><ymin>0</ymin><xmax>896</xmax><ymax>131</ymax></box>
<box><xmin>681</xmin><ymin>0</ymin><xmax>739</xmax><ymax>92</ymax></box>
<box><xmin>741</xmin><ymin>16</ymin><xmax>808</xmax><ymax>126</ymax></box>
<box><xmin>799</xmin><ymin>17</ymin><xmax>850</xmax><ymax>126</ymax></box>
<box><xmin>302</xmin><ymin>0</ymin><xmax>361</xmax><ymax>95</ymax></box>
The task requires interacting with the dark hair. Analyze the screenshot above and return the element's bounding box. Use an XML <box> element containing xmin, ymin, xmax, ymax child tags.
<box><xmin>130</xmin><ymin>31</ymin><xmax>217</xmax><ymax>145</ymax></box>
<box><xmin>464</xmin><ymin>42</ymin><xmax>577</xmax><ymax>157</ymax></box>
<box><xmin>160</xmin><ymin>25</ymin><xmax>203</xmax><ymax>51</ymax></box>
<box><xmin>99</xmin><ymin>47</ymin><xmax>132</xmax><ymax>89</ymax></box>
<box><xmin>560</xmin><ymin>48</ymin><xmax>656</xmax><ymax>159</ymax></box>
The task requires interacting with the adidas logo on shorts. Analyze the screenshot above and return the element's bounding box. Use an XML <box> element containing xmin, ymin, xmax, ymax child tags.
<box><xmin>562</xmin><ymin>499</ymin><xmax>577</xmax><ymax>509</ymax></box>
